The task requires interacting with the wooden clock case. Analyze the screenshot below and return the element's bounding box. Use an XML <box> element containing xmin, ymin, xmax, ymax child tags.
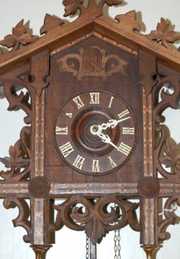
<box><xmin>0</xmin><ymin>1</ymin><xmax>180</xmax><ymax>258</ymax></box>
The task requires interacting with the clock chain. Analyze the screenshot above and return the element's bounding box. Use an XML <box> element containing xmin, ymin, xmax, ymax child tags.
<box><xmin>86</xmin><ymin>235</ymin><xmax>97</xmax><ymax>259</ymax></box>
<box><xmin>114</xmin><ymin>229</ymin><xmax>121</xmax><ymax>259</ymax></box>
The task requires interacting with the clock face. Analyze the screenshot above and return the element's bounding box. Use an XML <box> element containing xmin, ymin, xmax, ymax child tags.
<box><xmin>55</xmin><ymin>91</ymin><xmax>135</xmax><ymax>175</ymax></box>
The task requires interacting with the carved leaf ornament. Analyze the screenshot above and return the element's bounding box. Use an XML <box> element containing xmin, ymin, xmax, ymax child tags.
<box><xmin>0</xmin><ymin>127</ymin><xmax>31</xmax><ymax>183</ymax></box>
<box><xmin>0</xmin><ymin>1</ymin><xmax>179</xmax><ymax>52</ymax></box>
<box><xmin>0</xmin><ymin>20</ymin><xmax>38</xmax><ymax>50</ymax></box>
<box><xmin>148</xmin><ymin>18</ymin><xmax>180</xmax><ymax>48</ymax></box>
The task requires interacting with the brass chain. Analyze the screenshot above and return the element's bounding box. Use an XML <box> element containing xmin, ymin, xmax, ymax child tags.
<box><xmin>114</xmin><ymin>229</ymin><xmax>121</xmax><ymax>259</ymax></box>
<box><xmin>86</xmin><ymin>234</ymin><xmax>90</xmax><ymax>259</ymax></box>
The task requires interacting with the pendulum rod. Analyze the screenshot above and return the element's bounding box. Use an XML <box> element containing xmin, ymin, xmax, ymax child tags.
<box><xmin>86</xmin><ymin>235</ymin><xmax>97</xmax><ymax>259</ymax></box>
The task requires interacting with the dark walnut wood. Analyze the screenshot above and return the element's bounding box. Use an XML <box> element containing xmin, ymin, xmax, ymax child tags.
<box><xmin>0</xmin><ymin>1</ymin><xmax>180</xmax><ymax>259</ymax></box>
<box><xmin>46</xmin><ymin>35</ymin><xmax>143</xmax><ymax>184</ymax></box>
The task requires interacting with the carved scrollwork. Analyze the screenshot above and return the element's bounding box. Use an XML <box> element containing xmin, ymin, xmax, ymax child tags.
<box><xmin>155</xmin><ymin>125</ymin><xmax>180</xmax><ymax>178</ymax></box>
<box><xmin>3</xmin><ymin>198</ymin><xmax>31</xmax><ymax>243</ymax></box>
<box><xmin>0</xmin><ymin>77</ymin><xmax>32</xmax><ymax>183</ymax></box>
<box><xmin>52</xmin><ymin>196</ymin><xmax>140</xmax><ymax>244</ymax></box>
<box><xmin>0</xmin><ymin>126</ymin><xmax>31</xmax><ymax>183</ymax></box>
<box><xmin>0</xmin><ymin>20</ymin><xmax>38</xmax><ymax>52</ymax></box>
<box><xmin>158</xmin><ymin>196</ymin><xmax>180</xmax><ymax>242</ymax></box>
<box><xmin>154</xmin><ymin>76</ymin><xmax>180</xmax><ymax>178</ymax></box>
<box><xmin>2</xmin><ymin>79</ymin><xmax>32</xmax><ymax>124</ymax></box>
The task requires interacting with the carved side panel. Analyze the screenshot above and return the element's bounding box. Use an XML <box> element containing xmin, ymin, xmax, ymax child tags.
<box><xmin>0</xmin><ymin>73</ymin><xmax>33</xmax><ymax>183</ymax></box>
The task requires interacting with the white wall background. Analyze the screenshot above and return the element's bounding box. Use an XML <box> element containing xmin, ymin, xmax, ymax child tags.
<box><xmin>0</xmin><ymin>1</ymin><xmax>180</xmax><ymax>259</ymax></box>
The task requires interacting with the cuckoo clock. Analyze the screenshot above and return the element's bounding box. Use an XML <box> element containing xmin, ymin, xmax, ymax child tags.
<box><xmin>0</xmin><ymin>1</ymin><xmax>180</xmax><ymax>259</ymax></box>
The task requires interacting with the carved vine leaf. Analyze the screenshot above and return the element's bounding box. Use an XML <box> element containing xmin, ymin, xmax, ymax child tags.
<box><xmin>0</xmin><ymin>127</ymin><xmax>31</xmax><ymax>183</ymax></box>
<box><xmin>63</xmin><ymin>0</ymin><xmax>85</xmax><ymax>17</ymax></box>
<box><xmin>115</xmin><ymin>11</ymin><xmax>146</xmax><ymax>33</ymax></box>
<box><xmin>53</xmin><ymin>196</ymin><xmax>140</xmax><ymax>244</ymax></box>
<box><xmin>159</xmin><ymin>197</ymin><xmax>180</xmax><ymax>242</ymax></box>
<box><xmin>148</xmin><ymin>18</ymin><xmax>180</xmax><ymax>48</ymax></box>
<box><xmin>3</xmin><ymin>198</ymin><xmax>31</xmax><ymax>243</ymax></box>
<box><xmin>0</xmin><ymin>20</ymin><xmax>38</xmax><ymax>51</ymax></box>
<box><xmin>40</xmin><ymin>14</ymin><xmax>66</xmax><ymax>35</ymax></box>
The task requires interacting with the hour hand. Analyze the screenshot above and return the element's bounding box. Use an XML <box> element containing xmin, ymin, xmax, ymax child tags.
<box><xmin>99</xmin><ymin>117</ymin><xmax>130</xmax><ymax>131</ymax></box>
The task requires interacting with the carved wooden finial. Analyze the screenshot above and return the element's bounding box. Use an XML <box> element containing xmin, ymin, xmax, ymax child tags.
<box><xmin>63</xmin><ymin>0</ymin><xmax>125</xmax><ymax>18</ymax></box>
<box><xmin>143</xmin><ymin>245</ymin><xmax>161</xmax><ymax>259</ymax></box>
<box><xmin>40</xmin><ymin>14</ymin><xmax>66</xmax><ymax>35</ymax></box>
<box><xmin>31</xmin><ymin>245</ymin><xmax>51</xmax><ymax>259</ymax></box>
<box><xmin>115</xmin><ymin>10</ymin><xmax>146</xmax><ymax>33</ymax></box>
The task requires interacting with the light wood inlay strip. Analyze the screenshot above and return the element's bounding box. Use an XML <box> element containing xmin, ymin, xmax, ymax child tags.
<box><xmin>143</xmin><ymin>89</ymin><xmax>153</xmax><ymax>177</ymax></box>
<box><xmin>34</xmin><ymin>91</ymin><xmax>45</xmax><ymax>177</ymax></box>
<box><xmin>143</xmin><ymin>198</ymin><xmax>156</xmax><ymax>245</ymax></box>
<box><xmin>33</xmin><ymin>198</ymin><xmax>45</xmax><ymax>245</ymax></box>
<box><xmin>0</xmin><ymin>183</ymin><xmax>28</xmax><ymax>194</ymax></box>
<box><xmin>50</xmin><ymin>183</ymin><xmax>138</xmax><ymax>195</ymax></box>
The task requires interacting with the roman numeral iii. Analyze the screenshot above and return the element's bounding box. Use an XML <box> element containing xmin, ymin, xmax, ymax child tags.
<box><xmin>122</xmin><ymin>127</ymin><xmax>135</xmax><ymax>135</ymax></box>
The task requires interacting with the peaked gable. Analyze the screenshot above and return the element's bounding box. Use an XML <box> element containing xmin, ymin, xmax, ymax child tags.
<box><xmin>0</xmin><ymin>0</ymin><xmax>180</xmax><ymax>73</ymax></box>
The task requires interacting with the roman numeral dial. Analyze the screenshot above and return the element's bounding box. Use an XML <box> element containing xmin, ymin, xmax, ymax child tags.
<box><xmin>55</xmin><ymin>91</ymin><xmax>135</xmax><ymax>175</ymax></box>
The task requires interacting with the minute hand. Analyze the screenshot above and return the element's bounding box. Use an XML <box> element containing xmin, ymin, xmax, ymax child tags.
<box><xmin>96</xmin><ymin>132</ymin><xmax>120</xmax><ymax>151</ymax></box>
<box><xmin>100</xmin><ymin>116</ymin><xmax>130</xmax><ymax>131</ymax></box>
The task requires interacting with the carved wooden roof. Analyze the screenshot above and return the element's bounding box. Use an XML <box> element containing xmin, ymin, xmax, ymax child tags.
<box><xmin>0</xmin><ymin>0</ymin><xmax>180</xmax><ymax>72</ymax></box>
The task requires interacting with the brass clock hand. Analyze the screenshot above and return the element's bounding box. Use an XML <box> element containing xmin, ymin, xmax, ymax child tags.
<box><xmin>99</xmin><ymin>117</ymin><xmax>130</xmax><ymax>131</ymax></box>
<box><xmin>90</xmin><ymin>127</ymin><xmax>119</xmax><ymax>151</ymax></box>
<box><xmin>100</xmin><ymin>134</ymin><xmax>120</xmax><ymax>151</ymax></box>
